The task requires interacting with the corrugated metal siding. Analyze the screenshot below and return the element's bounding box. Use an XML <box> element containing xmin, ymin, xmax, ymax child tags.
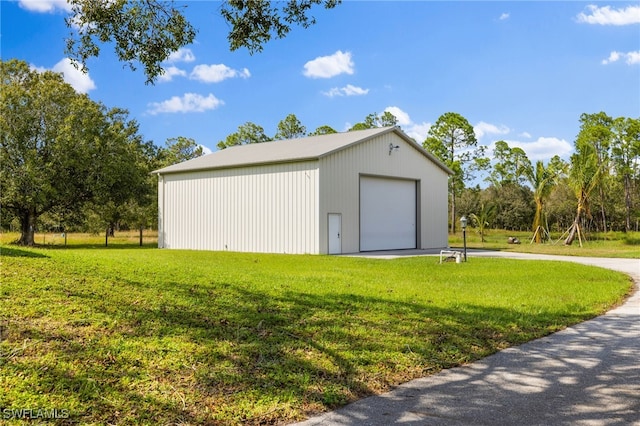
<box><xmin>319</xmin><ymin>133</ymin><xmax>449</xmax><ymax>253</ymax></box>
<box><xmin>160</xmin><ymin>161</ymin><xmax>319</xmax><ymax>253</ymax></box>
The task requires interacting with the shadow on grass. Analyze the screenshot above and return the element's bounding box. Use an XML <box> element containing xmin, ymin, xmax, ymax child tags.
<box><xmin>0</xmin><ymin>246</ymin><xmax>50</xmax><ymax>258</ymax></box>
<box><xmin>38</xmin><ymin>243</ymin><xmax>158</xmax><ymax>250</ymax></box>
<box><xmin>3</xmin><ymin>273</ymin><xmax>603</xmax><ymax>424</ymax></box>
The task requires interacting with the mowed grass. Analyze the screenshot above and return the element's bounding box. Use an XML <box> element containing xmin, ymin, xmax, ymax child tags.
<box><xmin>0</xmin><ymin>245</ymin><xmax>633</xmax><ymax>425</ymax></box>
<box><xmin>449</xmin><ymin>229</ymin><xmax>640</xmax><ymax>259</ymax></box>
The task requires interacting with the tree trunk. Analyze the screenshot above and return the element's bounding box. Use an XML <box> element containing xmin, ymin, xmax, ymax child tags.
<box><xmin>624</xmin><ymin>174</ymin><xmax>632</xmax><ymax>232</ymax></box>
<box><xmin>17</xmin><ymin>208</ymin><xmax>37</xmax><ymax>246</ymax></box>
<box><xmin>532</xmin><ymin>198</ymin><xmax>543</xmax><ymax>243</ymax></box>
<box><xmin>598</xmin><ymin>185</ymin><xmax>607</xmax><ymax>233</ymax></box>
<box><xmin>450</xmin><ymin>190</ymin><xmax>456</xmax><ymax>234</ymax></box>
<box><xmin>564</xmin><ymin>208</ymin><xmax>582</xmax><ymax>245</ymax></box>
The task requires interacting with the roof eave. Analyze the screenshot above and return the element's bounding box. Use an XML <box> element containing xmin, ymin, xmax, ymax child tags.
<box><xmin>153</xmin><ymin>156</ymin><xmax>320</xmax><ymax>175</ymax></box>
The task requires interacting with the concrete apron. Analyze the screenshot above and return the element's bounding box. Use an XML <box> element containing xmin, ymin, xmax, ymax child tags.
<box><xmin>294</xmin><ymin>251</ymin><xmax>640</xmax><ymax>426</ymax></box>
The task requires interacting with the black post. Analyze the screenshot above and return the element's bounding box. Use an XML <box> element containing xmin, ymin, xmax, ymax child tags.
<box><xmin>463</xmin><ymin>228</ymin><xmax>467</xmax><ymax>262</ymax></box>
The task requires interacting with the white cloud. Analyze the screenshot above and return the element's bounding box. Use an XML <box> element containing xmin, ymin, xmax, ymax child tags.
<box><xmin>19</xmin><ymin>0</ymin><xmax>72</xmax><ymax>13</ymax></box>
<box><xmin>507</xmin><ymin>137</ymin><xmax>573</xmax><ymax>161</ymax></box>
<box><xmin>166</xmin><ymin>48</ymin><xmax>195</xmax><ymax>63</ymax></box>
<box><xmin>499</xmin><ymin>13</ymin><xmax>510</xmax><ymax>21</ymax></box>
<box><xmin>303</xmin><ymin>50</ymin><xmax>354</xmax><ymax>79</ymax></box>
<box><xmin>602</xmin><ymin>50</ymin><xmax>640</xmax><ymax>65</ymax></box>
<box><xmin>158</xmin><ymin>66</ymin><xmax>187</xmax><ymax>83</ymax></box>
<box><xmin>576</xmin><ymin>5</ymin><xmax>640</xmax><ymax>26</ymax></box>
<box><xmin>519</xmin><ymin>132</ymin><xmax>532</xmax><ymax>139</ymax></box>
<box><xmin>31</xmin><ymin>58</ymin><xmax>96</xmax><ymax>93</ymax></box>
<box><xmin>323</xmin><ymin>84</ymin><xmax>369</xmax><ymax>97</ymax></box>
<box><xmin>200</xmin><ymin>145</ymin><xmax>213</xmax><ymax>155</ymax></box>
<box><xmin>474</xmin><ymin>121</ymin><xmax>510</xmax><ymax>140</ymax></box>
<box><xmin>382</xmin><ymin>106</ymin><xmax>431</xmax><ymax>142</ymax></box>
<box><xmin>627</xmin><ymin>51</ymin><xmax>640</xmax><ymax>64</ymax></box>
<box><xmin>190</xmin><ymin>64</ymin><xmax>251</xmax><ymax>83</ymax></box>
<box><xmin>147</xmin><ymin>93</ymin><xmax>224</xmax><ymax>115</ymax></box>
<box><xmin>405</xmin><ymin>122</ymin><xmax>432</xmax><ymax>143</ymax></box>
<box><xmin>602</xmin><ymin>51</ymin><xmax>622</xmax><ymax>64</ymax></box>
<box><xmin>384</xmin><ymin>106</ymin><xmax>411</xmax><ymax>126</ymax></box>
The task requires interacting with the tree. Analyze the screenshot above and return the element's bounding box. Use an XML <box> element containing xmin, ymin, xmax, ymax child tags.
<box><xmin>309</xmin><ymin>125</ymin><xmax>337</xmax><ymax>136</ymax></box>
<box><xmin>87</xmin><ymin>111</ymin><xmax>154</xmax><ymax>244</ymax></box>
<box><xmin>576</xmin><ymin>112</ymin><xmax>613</xmax><ymax>232</ymax></box>
<box><xmin>564</xmin><ymin>139</ymin><xmax>602</xmax><ymax>245</ymax></box>
<box><xmin>274</xmin><ymin>113</ymin><xmax>306</xmax><ymax>140</ymax></box>
<box><xmin>484</xmin><ymin>183</ymin><xmax>534</xmax><ymax>231</ymax></box>
<box><xmin>65</xmin><ymin>0</ymin><xmax>341</xmax><ymax>84</ymax></box>
<box><xmin>487</xmin><ymin>141</ymin><xmax>531</xmax><ymax>187</ymax></box>
<box><xmin>158</xmin><ymin>136</ymin><xmax>204</xmax><ymax>166</ymax></box>
<box><xmin>0</xmin><ymin>59</ymin><xmax>148</xmax><ymax>245</ymax></box>
<box><xmin>524</xmin><ymin>157</ymin><xmax>565</xmax><ymax>243</ymax></box>
<box><xmin>469</xmin><ymin>203</ymin><xmax>496</xmax><ymax>243</ymax></box>
<box><xmin>423</xmin><ymin>112</ymin><xmax>488</xmax><ymax>233</ymax></box>
<box><xmin>217</xmin><ymin>122</ymin><xmax>271</xmax><ymax>150</ymax></box>
<box><xmin>611</xmin><ymin>117</ymin><xmax>640</xmax><ymax>232</ymax></box>
<box><xmin>349</xmin><ymin>111</ymin><xmax>398</xmax><ymax>131</ymax></box>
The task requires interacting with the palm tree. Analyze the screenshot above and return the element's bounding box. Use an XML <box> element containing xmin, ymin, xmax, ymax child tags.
<box><xmin>564</xmin><ymin>141</ymin><xmax>602</xmax><ymax>246</ymax></box>
<box><xmin>524</xmin><ymin>157</ymin><xmax>564</xmax><ymax>243</ymax></box>
<box><xmin>469</xmin><ymin>203</ymin><xmax>496</xmax><ymax>244</ymax></box>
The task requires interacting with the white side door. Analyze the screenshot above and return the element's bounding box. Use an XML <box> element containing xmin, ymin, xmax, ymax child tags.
<box><xmin>328</xmin><ymin>213</ymin><xmax>342</xmax><ymax>254</ymax></box>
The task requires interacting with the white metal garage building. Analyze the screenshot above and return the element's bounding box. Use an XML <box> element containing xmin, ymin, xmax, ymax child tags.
<box><xmin>155</xmin><ymin>126</ymin><xmax>452</xmax><ymax>254</ymax></box>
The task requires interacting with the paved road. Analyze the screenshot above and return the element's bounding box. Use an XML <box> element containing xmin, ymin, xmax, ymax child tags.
<box><xmin>293</xmin><ymin>251</ymin><xmax>640</xmax><ymax>426</ymax></box>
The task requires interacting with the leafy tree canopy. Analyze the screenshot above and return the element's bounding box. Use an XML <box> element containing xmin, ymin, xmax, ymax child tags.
<box><xmin>0</xmin><ymin>59</ymin><xmax>149</xmax><ymax>245</ymax></box>
<box><xmin>65</xmin><ymin>0</ymin><xmax>341</xmax><ymax>84</ymax></box>
<box><xmin>423</xmin><ymin>112</ymin><xmax>487</xmax><ymax>233</ymax></box>
<box><xmin>159</xmin><ymin>136</ymin><xmax>204</xmax><ymax>167</ymax></box>
<box><xmin>274</xmin><ymin>113</ymin><xmax>307</xmax><ymax>140</ymax></box>
<box><xmin>217</xmin><ymin>122</ymin><xmax>271</xmax><ymax>150</ymax></box>
<box><xmin>487</xmin><ymin>140</ymin><xmax>531</xmax><ymax>187</ymax></box>
<box><xmin>349</xmin><ymin>111</ymin><xmax>398</xmax><ymax>131</ymax></box>
<box><xmin>308</xmin><ymin>125</ymin><xmax>337</xmax><ymax>136</ymax></box>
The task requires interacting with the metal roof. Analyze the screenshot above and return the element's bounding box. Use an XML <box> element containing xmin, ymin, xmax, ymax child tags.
<box><xmin>153</xmin><ymin>126</ymin><xmax>453</xmax><ymax>175</ymax></box>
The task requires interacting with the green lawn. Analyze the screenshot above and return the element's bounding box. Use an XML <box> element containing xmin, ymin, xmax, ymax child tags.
<box><xmin>0</xmin><ymin>245</ymin><xmax>633</xmax><ymax>424</ymax></box>
<box><xmin>450</xmin><ymin>229</ymin><xmax>640</xmax><ymax>258</ymax></box>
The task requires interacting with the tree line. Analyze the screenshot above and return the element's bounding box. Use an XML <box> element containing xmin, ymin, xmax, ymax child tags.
<box><xmin>431</xmin><ymin>112</ymin><xmax>640</xmax><ymax>243</ymax></box>
<box><xmin>215</xmin><ymin>110</ymin><xmax>640</xmax><ymax>243</ymax></box>
<box><xmin>0</xmin><ymin>59</ymin><xmax>203</xmax><ymax>245</ymax></box>
<box><xmin>2</xmin><ymin>58</ymin><xmax>638</xmax><ymax>246</ymax></box>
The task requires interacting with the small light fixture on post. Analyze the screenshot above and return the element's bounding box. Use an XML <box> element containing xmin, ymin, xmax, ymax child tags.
<box><xmin>460</xmin><ymin>216</ymin><xmax>468</xmax><ymax>262</ymax></box>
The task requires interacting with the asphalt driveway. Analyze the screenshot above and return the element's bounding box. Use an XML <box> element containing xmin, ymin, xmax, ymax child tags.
<box><xmin>293</xmin><ymin>251</ymin><xmax>639</xmax><ymax>425</ymax></box>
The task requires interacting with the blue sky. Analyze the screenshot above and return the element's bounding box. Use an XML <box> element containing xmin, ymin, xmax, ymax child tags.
<box><xmin>2</xmin><ymin>1</ymin><xmax>639</xmax><ymax>172</ymax></box>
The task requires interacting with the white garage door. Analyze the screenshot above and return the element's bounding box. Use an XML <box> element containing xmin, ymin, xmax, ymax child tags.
<box><xmin>360</xmin><ymin>176</ymin><xmax>416</xmax><ymax>251</ymax></box>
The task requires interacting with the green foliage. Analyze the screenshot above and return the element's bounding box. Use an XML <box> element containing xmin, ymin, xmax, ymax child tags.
<box><xmin>524</xmin><ymin>157</ymin><xmax>565</xmax><ymax>242</ymax></box>
<box><xmin>565</xmin><ymin>115</ymin><xmax>611</xmax><ymax>244</ymax></box>
<box><xmin>348</xmin><ymin>111</ymin><xmax>398</xmax><ymax>131</ymax></box>
<box><xmin>469</xmin><ymin>203</ymin><xmax>496</xmax><ymax>243</ymax></box>
<box><xmin>423</xmin><ymin>112</ymin><xmax>488</xmax><ymax>233</ymax></box>
<box><xmin>611</xmin><ymin>117</ymin><xmax>640</xmax><ymax>231</ymax></box>
<box><xmin>0</xmin><ymin>247</ymin><xmax>631</xmax><ymax>423</ymax></box>
<box><xmin>66</xmin><ymin>0</ymin><xmax>197</xmax><ymax>84</ymax></box>
<box><xmin>221</xmin><ymin>0</ymin><xmax>341</xmax><ymax>53</ymax></box>
<box><xmin>488</xmin><ymin>141</ymin><xmax>532</xmax><ymax>187</ymax></box>
<box><xmin>0</xmin><ymin>59</ymin><xmax>150</xmax><ymax>245</ymax></box>
<box><xmin>274</xmin><ymin>113</ymin><xmax>307</xmax><ymax>140</ymax></box>
<box><xmin>65</xmin><ymin>0</ymin><xmax>340</xmax><ymax>83</ymax></box>
<box><xmin>217</xmin><ymin>122</ymin><xmax>272</xmax><ymax>150</ymax></box>
<box><xmin>158</xmin><ymin>136</ymin><xmax>204</xmax><ymax>167</ymax></box>
<box><xmin>309</xmin><ymin>125</ymin><xmax>338</xmax><ymax>136</ymax></box>
<box><xmin>483</xmin><ymin>184</ymin><xmax>535</xmax><ymax>231</ymax></box>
